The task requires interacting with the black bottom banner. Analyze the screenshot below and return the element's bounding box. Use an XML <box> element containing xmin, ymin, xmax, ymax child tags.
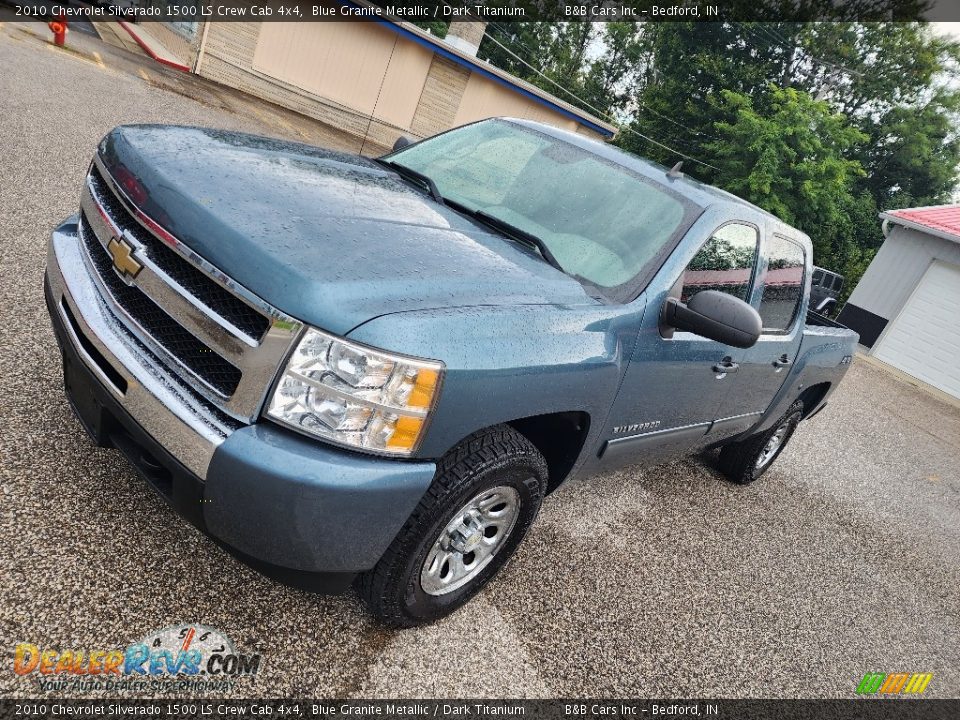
<box><xmin>2</xmin><ymin>700</ymin><xmax>959</xmax><ymax>720</ymax></box>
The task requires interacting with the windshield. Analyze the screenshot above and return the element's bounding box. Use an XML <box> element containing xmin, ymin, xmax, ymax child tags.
<box><xmin>388</xmin><ymin>119</ymin><xmax>700</xmax><ymax>301</ymax></box>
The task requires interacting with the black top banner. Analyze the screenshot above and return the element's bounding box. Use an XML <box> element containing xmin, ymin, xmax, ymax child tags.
<box><xmin>3</xmin><ymin>699</ymin><xmax>960</xmax><ymax>719</ymax></box>
<box><xmin>8</xmin><ymin>0</ymin><xmax>960</xmax><ymax>23</ymax></box>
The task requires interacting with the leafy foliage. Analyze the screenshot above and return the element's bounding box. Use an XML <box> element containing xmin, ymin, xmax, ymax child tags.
<box><xmin>688</xmin><ymin>238</ymin><xmax>756</xmax><ymax>271</ymax></box>
<box><xmin>612</xmin><ymin>21</ymin><xmax>960</xmax><ymax>299</ymax></box>
<box><xmin>479</xmin><ymin>21</ymin><xmax>644</xmax><ymax>118</ymax></box>
<box><xmin>410</xmin><ymin>21</ymin><xmax>448</xmax><ymax>39</ymax></box>
<box><xmin>706</xmin><ymin>87</ymin><xmax>868</xmax><ymax>265</ymax></box>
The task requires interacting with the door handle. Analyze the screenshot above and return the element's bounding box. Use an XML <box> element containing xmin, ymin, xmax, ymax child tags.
<box><xmin>712</xmin><ymin>357</ymin><xmax>739</xmax><ymax>375</ymax></box>
<box><xmin>773</xmin><ymin>354</ymin><xmax>792</xmax><ymax>371</ymax></box>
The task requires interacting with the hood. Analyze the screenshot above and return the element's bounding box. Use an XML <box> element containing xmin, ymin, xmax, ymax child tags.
<box><xmin>97</xmin><ymin>125</ymin><xmax>595</xmax><ymax>335</ymax></box>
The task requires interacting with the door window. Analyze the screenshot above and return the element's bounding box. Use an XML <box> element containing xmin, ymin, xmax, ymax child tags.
<box><xmin>680</xmin><ymin>223</ymin><xmax>759</xmax><ymax>303</ymax></box>
<box><xmin>759</xmin><ymin>236</ymin><xmax>805</xmax><ymax>332</ymax></box>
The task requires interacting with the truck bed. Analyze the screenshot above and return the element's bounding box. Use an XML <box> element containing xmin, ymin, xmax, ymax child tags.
<box><xmin>793</xmin><ymin>310</ymin><xmax>859</xmax><ymax>401</ymax></box>
<box><xmin>746</xmin><ymin>308</ymin><xmax>859</xmax><ymax>436</ymax></box>
<box><xmin>801</xmin><ymin>309</ymin><xmax>859</xmax><ymax>357</ymax></box>
<box><xmin>805</xmin><ymin>308</ymin><xmax>849</xmax><ymax>329</ymax></box>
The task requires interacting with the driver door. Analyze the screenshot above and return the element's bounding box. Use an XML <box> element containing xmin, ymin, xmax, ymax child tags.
<box><xmin>599</xmin><ymin>222</ymin><xmax>761</xmax><ymax>469</ymax></box>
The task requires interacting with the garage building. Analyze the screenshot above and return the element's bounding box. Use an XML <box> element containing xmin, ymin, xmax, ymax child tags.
<box><xmin>838</xmin><ymin>205</ymin><xmax>960</xmax><ymax>399</ymax></box>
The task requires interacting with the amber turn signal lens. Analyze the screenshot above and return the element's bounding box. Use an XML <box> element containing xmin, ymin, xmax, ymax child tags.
<box><xmin>408</xmin><ymin>369</ymin><xmax>439</xmax><ymax>409</ymax></box>
<box><xmin>386</xmin><ymin>416</ymin><xmax>424</xmax><ymax>451</ymax></box>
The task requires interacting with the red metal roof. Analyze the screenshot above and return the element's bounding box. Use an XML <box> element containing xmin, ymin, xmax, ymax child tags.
<box><xmin>885</xmin><ymin>205</ymin><xmax>960</xmax><ymax>242</ymax></box>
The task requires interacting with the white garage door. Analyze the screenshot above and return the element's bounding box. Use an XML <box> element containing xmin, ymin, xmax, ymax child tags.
<box><xmin>874</xmin><ymin>260</ymin><xmax>960</xmax><ymax>399</ymax></box>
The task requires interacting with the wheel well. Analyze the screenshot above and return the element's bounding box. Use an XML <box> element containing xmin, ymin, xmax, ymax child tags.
<box><xmin>797</xmin><ymin>382</ymin><xmax>831</xmax><ymax>418</ymax></box>
<box><xmin>507</xmin><ymin>411</ymin><xmax>591</xmax><ymax>493</ymax></box>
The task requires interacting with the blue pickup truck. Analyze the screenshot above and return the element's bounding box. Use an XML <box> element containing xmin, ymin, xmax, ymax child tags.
<box><xmin>45</xmin><ymin>118</ymin><xmax>858</xmax><ymax>626</ymax></box>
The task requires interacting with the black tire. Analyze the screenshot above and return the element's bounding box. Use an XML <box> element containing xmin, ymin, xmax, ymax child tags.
<box><xmin>718</xmin><ymin>400</ymin><xmax>804</xmax><ymax>485</ymax></box>
<box><xmin>356</xmin><ymin>425</ymin><xmax>548</xmax><ymax>627</ymax></box>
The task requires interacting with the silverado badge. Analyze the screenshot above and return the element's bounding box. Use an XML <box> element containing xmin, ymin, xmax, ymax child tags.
<box><xmin>107</xmin><ymin>235</ymin><xmax>143</xmax><ymax>281</ymax></box>
<box><xmin>613</xmin><ymin>420</ymin><xmax>661</xmax><ymax>435</ymax></box>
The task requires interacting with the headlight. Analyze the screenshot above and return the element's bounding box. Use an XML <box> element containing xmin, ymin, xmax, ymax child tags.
<box><xmin>266</xmin><ymin>327</ymin><xmax>443</xmax><ymax>455</ymax></box>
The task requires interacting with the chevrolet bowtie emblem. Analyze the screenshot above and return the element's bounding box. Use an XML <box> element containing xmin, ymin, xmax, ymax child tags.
<box><xmin>107</xmin><ymin>236</ymin><xmax>143</xmax><ymax>280</ymax></box>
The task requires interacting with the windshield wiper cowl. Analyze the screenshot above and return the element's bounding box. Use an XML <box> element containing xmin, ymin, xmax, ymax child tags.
<box><xmin>471</xmin><ymin>210</ymin><xmax>566</xmax><ymax>274</ymax></box>
<box><xmin>377</xmin><ymin>159</ymin><xmax>445</xmax><ymax>204</ymax></box>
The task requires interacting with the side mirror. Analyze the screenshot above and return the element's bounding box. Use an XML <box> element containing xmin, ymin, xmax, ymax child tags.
<box><xmin>660</xmin><ymin>290</ymin><xmax>761</xmax><ymax>348</ymax></box>
<box><xmin>392</xmin><ymin>136</ymin><xmax>413</xmax><ymax>152</ymax></box>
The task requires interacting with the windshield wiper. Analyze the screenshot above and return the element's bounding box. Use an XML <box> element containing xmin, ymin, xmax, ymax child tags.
<box><xmin>460</xmin><ymin>207</ymin><xmax>566</xmax><ymax>274</ymax></box>
<box><xmin>375</xmin><ymin>162</ymin><xmax>565</xmax><ymax>274</ymax></box>
<box><xmin>376</xmin><ymin>159</ymin><xmax>444</xmax><ymax>204</ymax></box>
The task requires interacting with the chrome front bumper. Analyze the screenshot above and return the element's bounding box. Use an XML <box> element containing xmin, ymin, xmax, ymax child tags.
<box><xmin>47</xmin><ymin>216</ymin><xmax>239</xmax><ymax>478</ymax></box>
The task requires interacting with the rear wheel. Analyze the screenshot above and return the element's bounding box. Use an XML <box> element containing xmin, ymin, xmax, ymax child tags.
<box><xmin>357</xmin><ymin>426</ymin><xmax>547</xmax><ymax>627</ymax></box>
<box><xmin>718</xmin><ymin>400</ymin><xmax>804</xmax><ymax>484</ymax></box>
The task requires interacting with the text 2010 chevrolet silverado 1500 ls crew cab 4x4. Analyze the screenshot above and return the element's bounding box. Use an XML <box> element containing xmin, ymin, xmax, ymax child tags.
<box><xmin>46</xmin><ymin>118</ymin><xmax>858</xmax><ymax>626</ymax></box>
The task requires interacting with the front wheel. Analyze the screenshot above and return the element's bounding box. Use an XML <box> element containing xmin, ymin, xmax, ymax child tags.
<box><xmin>357</xmin><ymin>426</ymin><xmax>547</xmax><ymax>627</ymax></box>
<box><xmin>718</xmin><ymin>400</ymin><xmax>804</xmax><ymax>484</ymax></box>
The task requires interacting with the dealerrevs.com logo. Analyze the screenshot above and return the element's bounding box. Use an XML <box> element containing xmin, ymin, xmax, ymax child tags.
<box><xmin>13</xmin><ymin>624</ymin><xmax>262</xmax><ymax>693</ymax></box>
<box><xmin>856</xmin><ymin>672</ymin><xmax>933</xmax><ymax>696</ymax></box>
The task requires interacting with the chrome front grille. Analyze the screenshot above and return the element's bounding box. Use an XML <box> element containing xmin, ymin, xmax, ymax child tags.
<box><xmin>78</xmin><ymin>156</ymin><xmax>303</xmax><ymax>421</ymax></box>
<box><xmin>87</xmin><ymin>166</ymin><xmax>271</xmax><ymax>340</ymax></box>
<box><xmin>79</xmin><ymin>215</ymin><xmax>243</xmax><ymax>396</ymax></box>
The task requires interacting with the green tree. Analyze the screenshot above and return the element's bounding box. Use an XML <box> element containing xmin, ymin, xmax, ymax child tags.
<box><xmin>478</xmin><ymin>21</ymin><xmax>644</xmax><ymax>118</ymax></box>
<box><xmin>621</xmin><ymin>22</ymin><xmax>960</xmax><ymax>191</ymax></box>
<box><xmin>617</xmin><ymin>22</ymin><xmax>779</xmax><ymax>170</ymax></box>
<box><xmin>580</xmin><ymin>22</ymin><xmax>646</xmax><ymax>118</ymax></box>
<box><xmin>787</xmin><ymin>23</ymin><xmax>960</xmax><ymax>209</ymax></box>
<box><xmin>707</xmin><ymin>87</ymin><xmax>869</xmax><ymax>270</ymax></box>
<box><xmin>479</xmin><ymin>22</ymin><xmax>576</xmax><ymax>86</ymax></box>
<box><xmin>410</xmin><ymin>20</ymin><xmax>448</xmax><ymax>39</ymax></box>
<box><xmin>618</xmin><ymin>20</ymin><xmax>960</xmax><ymax>296</ymax></box>
<box><xmin>478</xmin><ymin>21</ymin><xmax>598</xmax><ymax>112</ymax></box>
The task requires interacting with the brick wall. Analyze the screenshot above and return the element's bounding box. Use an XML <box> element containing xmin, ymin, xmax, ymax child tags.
<box><xmin>447</xmin><ymin>21</ymin><xmax>487</xmax><ymax>49</ymax></box>
<box><xmin>410</xmin><ymin>56</ymin><xmax>472</xmax><ymax>138</ymax></box>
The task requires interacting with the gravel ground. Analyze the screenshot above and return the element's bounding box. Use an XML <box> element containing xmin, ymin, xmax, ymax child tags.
<box><xmin>1</xmin><ymin>21</ymin><xmax>959</xmax><ymax>699</ymax></box>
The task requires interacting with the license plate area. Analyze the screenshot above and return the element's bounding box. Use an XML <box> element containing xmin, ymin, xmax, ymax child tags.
<box><xmin>59</xmin><ymin>298</ymin><xmax>128</xmax><ymax>395</ymax></box>
<box><xmin>62</xmin><ymin>352</ymin><xmax>111</xmax><ymax>446</ymax></box>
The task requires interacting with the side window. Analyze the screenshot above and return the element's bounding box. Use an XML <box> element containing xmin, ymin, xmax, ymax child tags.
<box><xmin>680</xmin><ymin>223</ymin><xmax>759</xmax><ymax>303</ymax></box>
<box><xmin>832</xmin><ymin>275</ymin><xmax>844</xmax><ymax>292</ymax></box>
<box><xmin>759</xmin><ymin>236</ymin><xmax>805</xmax><ymax>332</ymax></box>
<box><xmin>812</xmin><ymin>269</ymin><xmax>823</xmax><ymax>286</ymax></box>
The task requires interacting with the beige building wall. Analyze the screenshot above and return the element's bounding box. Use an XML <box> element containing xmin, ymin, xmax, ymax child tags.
<box><xmin>194</xmin><ymin>18</ymin><xmax>614</xmax><ymax>154</ymax></box>
<box><xmin>197</xmin><ymin>21</ymin><xmax>382</xmax><ymax>148</ymax></box>
<box><xmin>252</xmin><ymin>21</ymin><xmax>433</xmax><ymax>132</ymax></box>
<box><xmin>454</xmin><ymin>71</ymin><xmax>589</xmax><ymax>136</ymax></box>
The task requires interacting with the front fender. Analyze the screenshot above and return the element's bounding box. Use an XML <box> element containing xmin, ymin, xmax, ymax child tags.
<box><xmin>347</xmin><ymin>302</ymin><xmax>644</xmax><ymax>462</ymax></box>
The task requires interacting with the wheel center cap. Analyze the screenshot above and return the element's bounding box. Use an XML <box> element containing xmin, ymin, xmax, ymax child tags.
<box><xmin>447</xmin><ymin>513</ymin><xmax>484</xmax><ymax>553</ymax></box>
<box><xmin>462</xmin><ymin>532</ymin><xmax>482</xmax><ymax>551</ymax></box>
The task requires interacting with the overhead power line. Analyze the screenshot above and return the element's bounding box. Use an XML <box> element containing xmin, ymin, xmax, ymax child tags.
<box><xmin>484</xmin><ymin>22</ymin><xmax>721</xmax><ymax>145</ymax></box>
<box><xmin>478</xmin><ymin>28</ymin><xmax>720</xmax><ymax>171</ymax></box>
<box><xmin>737</xmin><ymin>22</ymin><xmax>867</xmax><ymax>80</ymax></box>
<box><xmin>762</xmin><ymin>24</ymin><xmax>867</xmax><ymax>78</ymax></box>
